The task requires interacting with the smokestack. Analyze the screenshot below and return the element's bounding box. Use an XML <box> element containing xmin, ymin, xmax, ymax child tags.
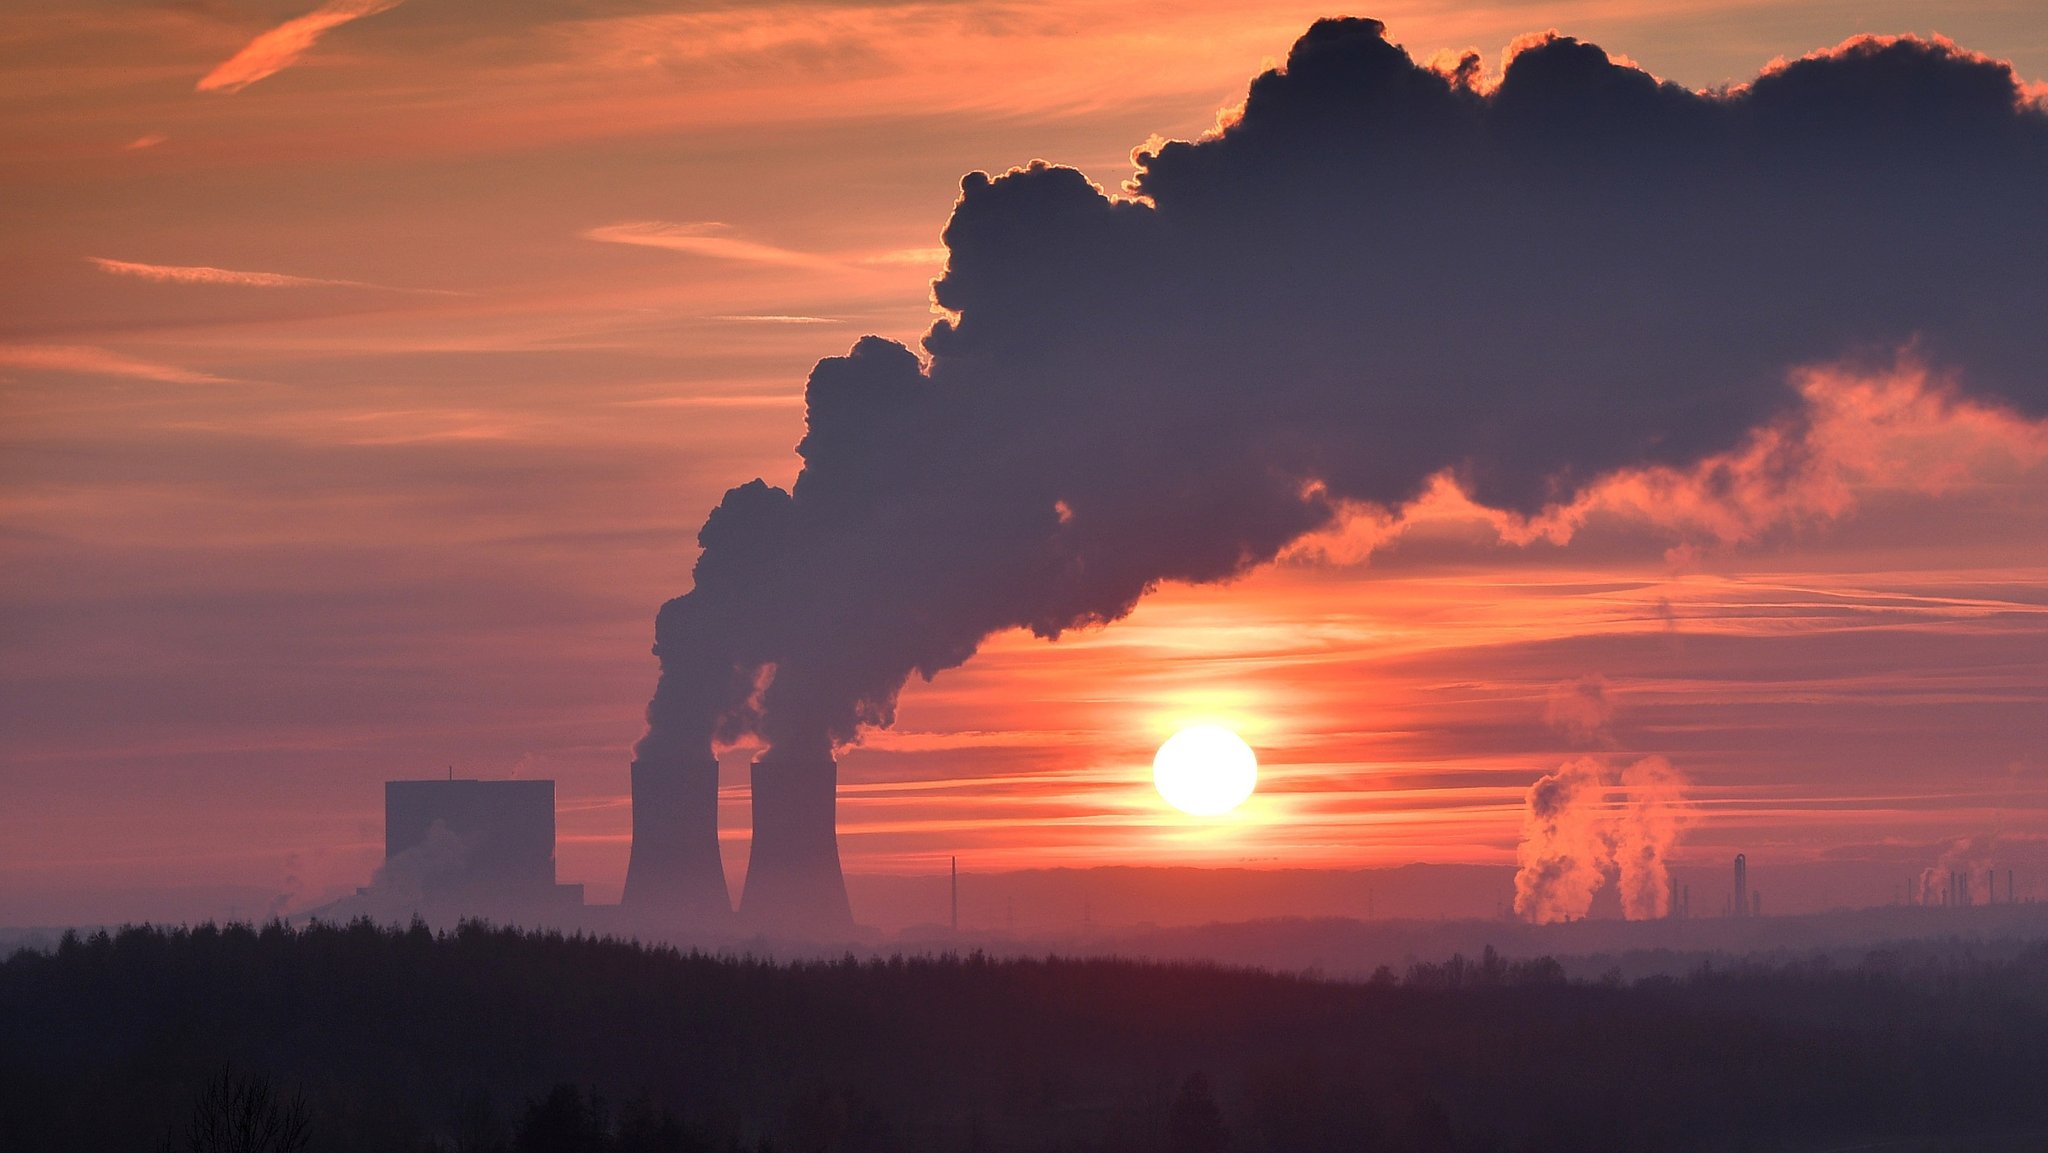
<box><xmin>1733</xmin><ymin>854</ymin><xmax>1747</xmax><ymax>919</ymax></box>
<box><xmin>951</xmin><ymin>855</ymin><xmax>959</xmax><ymax>933</ymax></box>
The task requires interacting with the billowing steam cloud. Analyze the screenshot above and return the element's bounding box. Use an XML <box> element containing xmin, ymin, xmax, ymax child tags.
<box><xmin>1918</xmin><ymin>835</ymin><xmax>2000</xmax><ymax>906</ymax></box>
<box><xmin>1513</xmin><ymin>757</ymin><xmax>1611</xmax><ymax>924</ymax></box>
<box><xmin>1610</xmin><ymin>755</ymin><xmax>1690</xmax><ymax>920</ymax></box>
<box><xmin>630</xmin><ymin>18</ymin><xmax>2048</xmax><ymax>921</ymax></box>
<box><xmin>1514</xmin><ymin>679</ymin><xmax>1691</xmax><ymax>923</ymax></box>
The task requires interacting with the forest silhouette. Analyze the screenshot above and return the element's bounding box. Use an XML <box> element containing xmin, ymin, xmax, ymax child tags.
<box><xmin>7</xmin><ymin>919</ymin><xmax>2048</xmax><ymax>1151</ymax></box>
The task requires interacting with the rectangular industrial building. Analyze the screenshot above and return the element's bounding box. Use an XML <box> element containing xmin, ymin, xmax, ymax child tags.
<box><xmin>384</xmin><ymin>778</ymin><xmax>579</xmax><ymax>908</ymax></box>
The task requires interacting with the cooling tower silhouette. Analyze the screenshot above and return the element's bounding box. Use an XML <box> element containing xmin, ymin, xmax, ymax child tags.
<box><xmin>621</xmin><ymin>750</ymin><xmax>731</xmax><ymax>921</ymax></box>
<box><xmin>739</xmin><ymin>753</ymin><xmax>852</xmax><ymax>928</ymax></box>
<box><xmin>623</xmin><ymin>744</ymin><xmax>852</xmax><ymax>929</ymax></box>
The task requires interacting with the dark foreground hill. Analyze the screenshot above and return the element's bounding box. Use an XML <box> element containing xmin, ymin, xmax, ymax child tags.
<box><xmin>6</xmin><ymin>921</ymin><xmax>2048</xmax><ymax>1152</ymax></box>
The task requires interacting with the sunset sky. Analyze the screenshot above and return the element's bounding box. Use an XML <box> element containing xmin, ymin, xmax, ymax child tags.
<box><xmin>5</xmin><ymin>0</ymin><xmax>2048</xmax><ymax>924</ymax></box>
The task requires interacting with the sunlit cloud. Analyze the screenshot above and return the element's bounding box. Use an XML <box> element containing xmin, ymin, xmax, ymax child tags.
<box><xmin>197</xmin><ymin>0</ymin><xmax>408</xmax><ymax>94</ymax></box>
<box><xmin>707</xmin><ymin>314</ymin><xmax>843</xmax><ymax>325</ymax></box>
<box><xmin>124</xmin><ymin>134</ymin><xmax>166</xmax><ymax>151</ymax></box>
<box><xmin>857</xmin><ymin>247</ymin><xmax>950</xmax><ymax>266</ymax></box>
<box><xmin>582</xmin><ymin>222</ymin><xmax>849</xmax><ymax>270</ymax></box>
<box><xmin>0</xmin><ymin>343</ymin><xmax>233</xmax><ymax>385</ymax></box>
<box><xmin>614</xmin><ymin>394</ymin><xmax>805</xmax><ymax>409</ymax></box>
<box><xmin>87</xmin><ymin>256</ymin><xmax>441</xmax><ymax>293</ymax></box>
<box><xmin>1289</xmin><ymin>354</ymin><xmax>2048</xmax><ymax>566</ymax></box>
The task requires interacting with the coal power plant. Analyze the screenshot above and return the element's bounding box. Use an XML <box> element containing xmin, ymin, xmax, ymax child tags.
<box><xmin>369</xmin><ymin>778</ymin><xmax>584</xmax><ymax>918</ymax></box>
<box><xmin>614</xmin><ymin>19</ymin><xmax>2048</xmax><ymax>935</ymax></box>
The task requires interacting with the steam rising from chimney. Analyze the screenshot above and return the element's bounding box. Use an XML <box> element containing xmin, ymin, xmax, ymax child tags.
<box><xmin>1513</xmin><ymin>757</ymin><xmax>1610</xmax><ymax>924</ymax></box>
<box><xmin>624</xmin><ymin>18</ymin><xmax>2048</xmax><ymax>926</ymax></box>
<box><xmin>1919</xmin><ymin>836</ymin><xmax>1998</xmax><ymax>905</ymax></box>
<box><xmin>1513</xmin><ymin>755</ymin><xmax>1693</xmax><ymax>924</ymax></box>
<box><xmin>1514</xmin><ymin>679</ymin><xmax>1692</xmax><ymax>923</ymax></box>
<box><xmin>1611</xmin><ymin>756</ymin><xmax>1690</xmax><ymax>920</ymax></box>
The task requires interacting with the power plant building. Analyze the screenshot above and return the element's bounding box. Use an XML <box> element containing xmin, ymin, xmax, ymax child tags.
<box><xmin>383</xmin><ymin>779</ymin><xmax>582</xmax><ymax>912</ymax></box>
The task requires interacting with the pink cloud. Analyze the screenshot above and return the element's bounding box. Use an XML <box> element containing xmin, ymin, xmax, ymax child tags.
<box><xmin>197</xmin><ymin>0</ymin><xmax>407</xmax><ymax>95</ymax></box>
<box><xmin>582</xmin><ymin>221</ymin><xmax>850</xmax><ymax>271</ymax></box>
<box><xmin>0</xmin><ymin>343</ymin><xmax>233</xmax><ymax>385</ymax></box>
<box><xmin>91</xmin><ymin>256</ymin><xmax>367</xmax><ymax>290</ymax></box>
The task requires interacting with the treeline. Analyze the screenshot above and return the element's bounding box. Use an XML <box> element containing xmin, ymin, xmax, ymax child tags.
<box><xmin>5</xmin><ymin>920</ymin><xmax>2048</xmax><ymax>1152</ymax></box>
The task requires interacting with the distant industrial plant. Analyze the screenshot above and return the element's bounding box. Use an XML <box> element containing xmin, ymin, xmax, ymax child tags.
<box><xmin>341</xmin><ymin>777</ymin><xmax>583</xmax><ymax>921</ymax></box>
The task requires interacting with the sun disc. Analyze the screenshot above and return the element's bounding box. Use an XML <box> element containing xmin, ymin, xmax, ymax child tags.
<box><xmin>1153</xmin><ymin>725</ymin><xmax>1258</xmax><ymax>816</ymax></box>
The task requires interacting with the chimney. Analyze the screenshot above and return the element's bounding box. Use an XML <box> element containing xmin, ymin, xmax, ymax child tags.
<box><xmin>1733</xmin><ymin>853</ymin><xmax>1747</xmax><ymax>919</ymax></box>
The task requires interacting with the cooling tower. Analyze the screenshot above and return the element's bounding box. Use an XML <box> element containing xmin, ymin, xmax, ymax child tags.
<box><xmin>740</xmin><ymin>753</ymin><xmax>853</xmax><ymax>929</ymax></box>
<box><xmin>622</xmin><ymin>750</ymin><xmax>732</xmax><ymax>921</ymax></box>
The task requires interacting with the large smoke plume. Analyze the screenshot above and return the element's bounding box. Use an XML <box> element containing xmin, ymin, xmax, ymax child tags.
<box><xmin>628</xmin><ymin>18</ymin><xmax>2048</xmax><ymax>925</ymax></box>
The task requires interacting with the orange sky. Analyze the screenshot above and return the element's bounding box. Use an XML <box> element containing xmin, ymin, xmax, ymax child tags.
<box><xmin>4</xmin><ymin>1</ymin><xmax>2047</xmax><ymax>922</ymax></box>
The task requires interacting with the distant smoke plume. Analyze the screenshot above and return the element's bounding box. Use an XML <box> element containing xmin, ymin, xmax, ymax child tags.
<box><xmin>1610</xmin><ymin>756</ymin><xmax>1689</xmax><ymax>919</ymax></box>
<box><xmin>1513</xmin><ymin>757</ymin><xmax>1610</xmax><ymax>924</ymax></box>
<box><xmin>1514</xmin><ymin>681</ymin><xmax>1691</xmax><ymax>922</ymax></box>
<box><xmin>1543</xmin><ymin>676</ymin><xmax>1615</xmax><ymax>745</ymax></box>
<box><xmin>1513</xmin><ymin>755</ymin><xmax>1693</xmax><ymax>923</ymax></box>
<box><xmin>364</xmin><ymin>820</ymin><xmax>475</xmax><ymax>906</ymax></box>
<box><xmin>630</xmin><ymin>18</ymin><xmax>2048</xmax><ymax>922</ymax></box>
<box><xmin>1919</xmin><ymin>835</ymin><xmax>1998</xmax><ymax>905</ymax></box>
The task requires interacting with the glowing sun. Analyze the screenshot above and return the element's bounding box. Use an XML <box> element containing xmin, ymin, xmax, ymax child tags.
<box><xmin>1153</xmin><ymin>725</ymin><xmax>1259</xmax><ymax>816</ymax></box>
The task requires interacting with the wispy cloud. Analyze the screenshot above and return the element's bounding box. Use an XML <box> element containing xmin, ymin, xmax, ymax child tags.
<box><xmin>615</xmin><ymin>394</ymin><xmax>805</xmax><ymax>409</ymax></box>
<box><xmin>197</xmin><ymin>0</ymin><xmax>408</xmax><ymax>94</ymax></box>
<box><xmin>88</xmin><ymin>257</ymin><xmax>450</xmax><ymax>294</ymax></box>
<box><xmin>707</xmin><ymin>314</ymin><xmax>843</xmax><ymax>325</ymax></box>
<box><xmin>0</xmin><ymin>344</ymin><xmax>233</xmax><ymax>385</ymax></box>
<box><xmin>582</xmin><ymin>222</ymin><xmax>847</xmax><ymax>271</ymax></box>
<box><xmin>858</xmin><ymin>247</ymin><xmax>949</xmax><ymax>266</ymax></box>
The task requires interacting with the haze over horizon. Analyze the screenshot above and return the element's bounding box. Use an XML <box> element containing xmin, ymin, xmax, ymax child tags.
<box><xmin>6</xmin><ymin>1</ymin><xmax>2048</xmax><ymax>929</ymax></box>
